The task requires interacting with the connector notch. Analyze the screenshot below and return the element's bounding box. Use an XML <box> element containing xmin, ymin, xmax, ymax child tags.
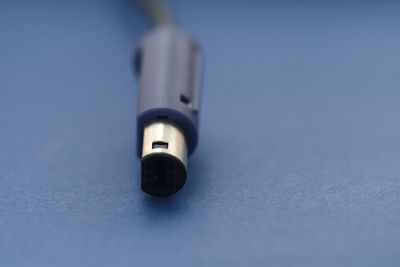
<box><xmin>152</xmin><ymin>141</ymin><xmax>168</xmax><ymax>149</ymax></box>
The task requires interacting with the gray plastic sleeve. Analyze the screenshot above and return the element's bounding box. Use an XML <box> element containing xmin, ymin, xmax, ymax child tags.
<box><xmin>135</xmin><ymin>26</ymin><xmax>202</xmax><ymax>156</ymax></box>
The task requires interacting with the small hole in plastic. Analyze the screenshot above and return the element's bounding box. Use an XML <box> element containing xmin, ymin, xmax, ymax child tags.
<box><xmin>180</xmin><ymin>94</ymin><xmax>191</xmax><ymax>105</ymax></box>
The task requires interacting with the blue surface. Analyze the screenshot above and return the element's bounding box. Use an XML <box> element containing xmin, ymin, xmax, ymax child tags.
<box><xmin>1</xmin><ymin>1</ymin><xmax>400</xmax><ymax>266</ymax></box>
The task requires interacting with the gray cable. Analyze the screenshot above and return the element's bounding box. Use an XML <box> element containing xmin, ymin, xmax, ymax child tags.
<box><xmin>137</xmin><ymin>0</ymin><xmax>174</xmax><ymax>27</ymax></box>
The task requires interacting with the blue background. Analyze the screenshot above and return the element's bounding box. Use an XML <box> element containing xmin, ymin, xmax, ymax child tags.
<box><xmin>1</xmin><ymin>1</ymin><xmax>400</xmax><ymax>266</ymax></box>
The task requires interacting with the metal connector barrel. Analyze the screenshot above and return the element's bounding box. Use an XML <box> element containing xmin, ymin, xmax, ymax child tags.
<box><xmin>141</xmin><ymin>120</ymin><xmax>187</xmax><ymax>196</ymax></box>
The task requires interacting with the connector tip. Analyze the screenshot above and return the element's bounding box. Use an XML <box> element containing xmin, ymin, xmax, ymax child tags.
<box><xmin>141</xmin><ymin>121</ymin><xmax>187</xmax><ymax>196</ymax></box>
<box><xmin>141</xmin><ymin>153</ymin><xmax>186</xmax><ymax>196</ymax></box>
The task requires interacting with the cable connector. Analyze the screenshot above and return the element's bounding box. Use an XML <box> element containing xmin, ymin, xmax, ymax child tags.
<box><xmin>135</xmin><ymin>26</ymin><xmax>202</xmax><ymax>196</ymax></box>
<box><xmin>141</xmin><ymin>120</ymin><xmax>187</xmax><ymax>196</ymax></box>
